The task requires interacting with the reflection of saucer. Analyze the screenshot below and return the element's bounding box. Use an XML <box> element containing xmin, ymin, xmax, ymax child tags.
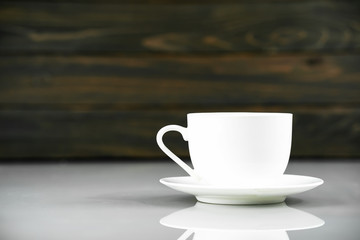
<box><xmin>160</xmin><ymin>203</ymin><xmax>324</xmax><ymax>240</ymax></box>
<box><xmin>160</xmin><ymin>202</ymin><xmax>325</xmax><ymax>231</ymax></box>
<box><xmin>160</xmin><ymin>175</ymin><xmax>324</xmax><ymax>204</ymax></box>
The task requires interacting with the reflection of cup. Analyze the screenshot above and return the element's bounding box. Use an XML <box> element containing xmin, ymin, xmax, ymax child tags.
<box><xmin>157</xmin><ymin>112</ymin><xmax>293</xmax><ymax>184</ymax></box>
<box><xmin>160</xmin><ymin>202</ymin><xmax>324</xmax><ymax>240</ymax></box>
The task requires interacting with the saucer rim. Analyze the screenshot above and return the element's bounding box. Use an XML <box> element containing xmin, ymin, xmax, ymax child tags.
<box><xmin>160</xmin><ymin>174</ymin><xmax>324</xmax><ymax>190</ymax></box>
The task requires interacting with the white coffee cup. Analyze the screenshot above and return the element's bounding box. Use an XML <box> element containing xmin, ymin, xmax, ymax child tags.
<box><xmin>156</xmin><ymin>112</ymin><xmax>293</xmax><ymax>185</ymax></box>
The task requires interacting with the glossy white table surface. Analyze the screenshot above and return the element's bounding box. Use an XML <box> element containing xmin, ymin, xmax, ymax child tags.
<box><xmin>0</xmin><ymin>160</ymin><xmax>359</xmax><ymax>240</ymax></box>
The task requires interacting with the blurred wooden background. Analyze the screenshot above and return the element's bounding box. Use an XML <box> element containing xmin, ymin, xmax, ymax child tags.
<box><xmin>0</xmin><ymin>0</ymin><xmax>359</xmax><ymax>159</ymax></box>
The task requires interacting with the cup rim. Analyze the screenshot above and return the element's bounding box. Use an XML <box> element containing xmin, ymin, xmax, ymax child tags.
<box><xmin>187</xmin><ymin>112</ymin><xmax>292</xmax><ymax>117</ymax></box>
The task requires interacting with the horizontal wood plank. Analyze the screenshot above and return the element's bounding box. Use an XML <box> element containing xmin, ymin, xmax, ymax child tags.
<box><xmin>0</xmin><ymin>108</ymin><xmax>359</xmax><ymax>158</ymax></box>
<box><xmin>3</xmin><ymin>0</ymin><xmax>351</xmax><ymax>4</ymax></box>
<box><xmin>1</xmin><ymin>55</ymin><xmax>359</xmax><ymax>107</ymax></box>
<box><xmin>0</xmin><ymin>1</ymin><xmax>359</xmax><ymax>53</ymax></box>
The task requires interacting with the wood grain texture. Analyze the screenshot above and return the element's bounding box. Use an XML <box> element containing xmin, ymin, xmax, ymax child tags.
<box><xmin>0</xmin><ymin>108</ymin><xmax>359</xmax><ymax>158</ymax></box>
<box><xmin>0</xmin><ymin>0</ymin><xmax>359</xmax><ymax>159</ymax></box>
<box><xmin>0</xmin><ymin>1</ymin><xmax>359</xmax><ymax>53</ymax></box>
<box><xmin>1</xmin><ymin>55</ymin><xmax>359</xmax><ymax>106</ymax></box>
<box><xmin>2</xmin><ymin>0</ymin><xmax>346</xmax><ymax>4</ymax></box>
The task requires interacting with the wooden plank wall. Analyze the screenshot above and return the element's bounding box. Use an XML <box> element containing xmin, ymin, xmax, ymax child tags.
<box><xmin>0</xmin><ymin>0</ymin><xmax>359</xmax><ymax>159</ymax></box>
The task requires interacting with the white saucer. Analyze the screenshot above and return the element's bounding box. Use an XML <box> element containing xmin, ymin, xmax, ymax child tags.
<box><xmin>160</xmin><ymin>175</ymin><xmax>324</xmax><ymax>205</ymax></box>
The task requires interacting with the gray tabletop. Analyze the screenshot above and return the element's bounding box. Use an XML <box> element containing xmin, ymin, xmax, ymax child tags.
<box><xmin>0</xmin><ymin>160</ymin><xmax>359</xmax><ymax>240</ymax></box>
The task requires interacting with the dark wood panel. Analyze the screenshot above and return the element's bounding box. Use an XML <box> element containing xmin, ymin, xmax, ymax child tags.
<box><xmin>1</xmin><ymin>0</ymin><xmax>359</xmax><ymax>159</ymax></box>
<box><xmin>1</xmin><ymin>55</ymin><xmax>359</xmax><ymax>106</ymax></box>
<box><xmin>0</xmin><ymin>108</ymin><xmax>359</xmax><ymax>158</ymax></box>
<box><xmin>0</xmin><ymin>1</ymin><xmax>359</xmax><ymax>53</ymax></box>
<box><xmin>2</xmin><ymin>0</ymin><xmax>347</xmax><ymax>4</ymax></box>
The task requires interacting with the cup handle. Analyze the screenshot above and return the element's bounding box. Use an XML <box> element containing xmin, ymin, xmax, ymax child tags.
<box><xmin>156</xmin><ymin>125</ymin><xmax>200</xmax><ymax>179</ymax></box>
